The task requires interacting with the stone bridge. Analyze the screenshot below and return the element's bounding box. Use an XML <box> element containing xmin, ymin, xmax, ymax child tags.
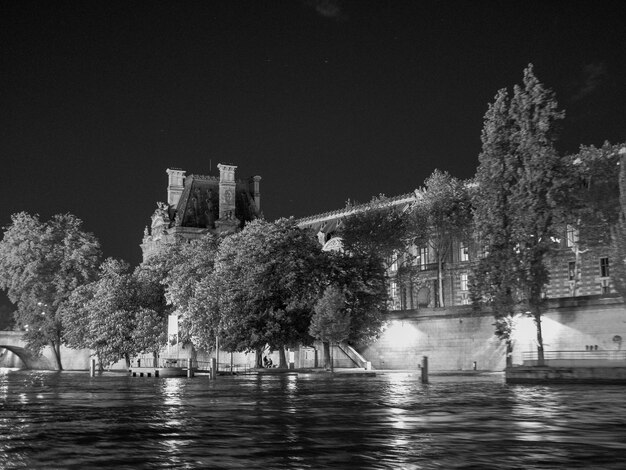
<box><xmin>0</xmin><ymin>331</ymin><xmax>90</xmax><ymax>370</ymax></box>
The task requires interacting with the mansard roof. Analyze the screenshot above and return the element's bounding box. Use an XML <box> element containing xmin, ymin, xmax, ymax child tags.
<box><xmin>174</xmin><ymin>174</ymin><xmax>258</xmax><ymax>230</ymax></box>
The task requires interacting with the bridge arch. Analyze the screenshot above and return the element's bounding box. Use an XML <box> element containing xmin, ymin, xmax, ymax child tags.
<box><xmin>0</xmin><ymin>345</ymin><xmax>53</xmax><ymax>369</ymax></box>
<box><xmin>0</xmin><ymin>331</ymin><xmax>54</xmax><ymax>370</ymax></box>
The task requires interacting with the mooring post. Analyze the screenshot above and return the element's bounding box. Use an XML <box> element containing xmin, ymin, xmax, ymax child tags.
<box><xmin>211</xmin><ymin>357</ymin><xmax>217</xmax><ymax>380</ymax></box>
<box><xmin>89</xmin><ymin>358</ymin><xmax>96</xmax><ymax>377</ymax></box>
<box><xmin>421</xmin><ymin>356</ymin><xmax>429</xmax><ymax>384</ymax></box>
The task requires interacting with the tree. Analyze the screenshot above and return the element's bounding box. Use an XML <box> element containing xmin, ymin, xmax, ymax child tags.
<box><xmin>133</xmin><ymin>242</ymin><xmax>181</xmax><ymax>360</ymax></box>
<box><xmin>214</xmin><ymin>218</ymin><xmax>326</xmax><ymax>368</ymax></box>
<box><xmin>471</xmin><ymin>65</ymin><xmax>565</xmax><ymax>366</ymax></box>
<box><xmin>339</xmin><ymin>195</ymin><xmax>427</xmax><ymax>312</ymax></box>
<box><xmin>164</xmin><ymin>234</ymin><xmax>221</xmax><ymax>349</ymax></box>
<box><xmin>62</xmin><ymin>258</ymin><xmax>168</xmax><ymax>369</ymax></box>
<box><xmin>339</xmin><ymin>195</ymin><xmax>411</xmax><ymax>271</ymax></box>
<box><xmin>325</xmin><ymin>251</ymin><xmax>388</xmax><ymax>344</ymax></box>
<box><xmin>309</xmin><ymin>286</ymin><xmax>351</xmax><ymax>372</ymax></box>
<box><xmin>0</xmin><ymin>212</ymin><xmax>101</xmax><ymax>369</ymax></box>
<box><xmin>61</xmin><ymin>259</ymin><xmax>136</xmax><ymax>368</ymax></box>
<box><xmin>411</xmin><ymin>170</ymin><xmax>472</xmax><ymax>307</ymax></box>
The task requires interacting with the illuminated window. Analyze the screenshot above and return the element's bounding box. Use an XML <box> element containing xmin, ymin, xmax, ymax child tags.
<box><xmin>460</xmin><ymin>273</ymin><xmax>468</xmax><ymax>291</ymax></box>
<box><xmin>600</xmin><ymin>257</ymin><xmax>610</xmax><ymax>278</ymax></box>
<box><xmin>459</xmin><ymin>241</ymin><xmax>469</xmax><ymax>262</ymax></box>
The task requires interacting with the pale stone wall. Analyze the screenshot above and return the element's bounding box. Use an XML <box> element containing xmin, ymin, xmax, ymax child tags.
<box><xmin>358</xmin><ymin>297</ymin><xmax>625</xmax><ymax>371</ymax></box>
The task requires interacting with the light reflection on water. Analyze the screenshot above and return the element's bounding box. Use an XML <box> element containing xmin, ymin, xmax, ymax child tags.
<box><xmin>1</xmin><ymin>370</ymin><xmax>626</xmax><ymax>469</ymax></box>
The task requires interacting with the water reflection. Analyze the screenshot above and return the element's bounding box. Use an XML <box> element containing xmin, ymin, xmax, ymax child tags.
<box><xmin>1</xmin><ymin>371</ymin><xmax>626</xmax><ymax>469</ymax></box>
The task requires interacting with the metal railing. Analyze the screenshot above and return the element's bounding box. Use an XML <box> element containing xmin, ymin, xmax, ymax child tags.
<box><xmin>133</xmin><ymin>358</ymin><xmax>251</xmax><ymax>374</ymax></box>
<box><xmin>522</xmin><ymin>350</ymin><xmax>626</xmax><ymax>361</ymax></box>
<box><xmin>133</xmin><ymin>358</ymin><xmax>189</xmax><ymax>369</ymax></box>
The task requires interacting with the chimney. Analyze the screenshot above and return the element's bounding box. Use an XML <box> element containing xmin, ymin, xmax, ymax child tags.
<box><xmin>249</xmin><ymin>175</ymin><xmax>262</xmax><ymax>212</ymax></box>
<box><xmin>217</xmin><ymin>163</ymin><xmax>237</xmax><ymax>219</ymax></box>
<box><xmin>166</xmin><ymin>168</ymin><xmax>186</xmax><ymax>207</ymax></box>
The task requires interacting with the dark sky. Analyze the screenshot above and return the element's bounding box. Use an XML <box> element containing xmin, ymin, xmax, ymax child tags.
<box><xmin>1</xmin><ymin>0</ymin><xmax>625</xmax><ymax>273</ymax></box>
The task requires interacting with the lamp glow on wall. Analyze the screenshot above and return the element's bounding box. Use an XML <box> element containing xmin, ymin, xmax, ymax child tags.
<box><xmin>384</xmin><ymin>320</ymin><xmax>418</xmax><ymax>347</ymax></box>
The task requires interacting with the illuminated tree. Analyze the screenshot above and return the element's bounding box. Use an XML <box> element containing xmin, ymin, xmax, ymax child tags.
<box><xmin>0</xmin><ymin>212</ymin><xmax>101</xmax><ymax>370</ymax></box>
<box><xmin>472</xmin><ymin>65</ymin><xmax>565</xmax><ymax>365</ymax></box>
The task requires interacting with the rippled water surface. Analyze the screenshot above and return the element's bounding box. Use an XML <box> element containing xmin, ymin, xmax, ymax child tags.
<box><xmin>1</xmin><ymin>370</ymin><xmax>626</xmax><ymax>469</ymax></box>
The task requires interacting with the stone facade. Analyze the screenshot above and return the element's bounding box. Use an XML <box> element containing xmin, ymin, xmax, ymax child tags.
<box><xmin>141</xmin><ymin>164</ymin><xmax>262</xmax><ymax>259</ymax></box>
<box><xmin>297</xmin><ymin>192</ymin><xmax>621</xmax><ymax>310</ymax></box>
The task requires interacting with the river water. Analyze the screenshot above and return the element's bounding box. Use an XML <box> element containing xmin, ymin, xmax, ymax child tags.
<box><xmin>1</xmin><ymin>369</ymin><xmax>625</xmax><ymax>469</ymax></box>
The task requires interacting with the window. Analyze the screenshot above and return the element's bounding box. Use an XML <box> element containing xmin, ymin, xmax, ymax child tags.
<box><xmin>600</xmin><ymin>257</ymin><xmax>610</xmax><ymax>278</ymax></box>
<box><xmin>566</xmin><ymin>225</ymin><xmax>578</xmax><ymax>248</ymax></box>
<box><xmin>389</xmin><ymin>255</ymin><xmax>398</xmax><ymax>272</ymax></box>
<box><xmin>418</xmin><ymin>246</ymin><xmax>429</xmax><ymax>269</ymax></box>
<box><xmin>460</xmin><ymin>273</ymin><xmax>468</xmax><ymax>291</ymax></box>
<box><xmin>459</xmin><ymin>241</ymin><xmax>469</xmax><ymax>262</ymax></box>
<box><xmin>568</xmin><ymin>261</ymin><xmax>576</xmax><ymax>281</ymax></box>
<box><xmin>389</xmin><ymin>280</ymin><xmax>398</xmax><ymax>310</ymax></box>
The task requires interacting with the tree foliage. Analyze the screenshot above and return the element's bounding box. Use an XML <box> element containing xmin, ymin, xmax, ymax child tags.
<box><xmin>61</xmin><ymin>258</ymin><xmax>165</xmax><ymax>368</ymax></box>
<box><xmin>310</xmin><ymin>286</ymin><xmax>351</xmax><ymax>343</ymax></box>
<box><xmin>0</xmin><ymin>212</ymin><xmax>101</xmax><ymax>369</ymax></box>
<box><xmin>324</xmin><ymin>251</ymin><xmax>388</xmax><ymax>345</ymax></box>
<box><xmin>164</xmin><ymin>234</ymin><xmax>221</xmax><ymax>350</ymax></box>
<box><xmin>471</xmin><ymin>65</ymin><xmax>565</xmax><ymax>364</ymax></box>
<box><xmin>213</xmin><ymin>218</ymin><xmax>326</xmax><ymax>367</ymax></box>
<box><xmin>339</xmin><ymin>196</ymin><xmax>412</xmax><ymax>270</ymax></box>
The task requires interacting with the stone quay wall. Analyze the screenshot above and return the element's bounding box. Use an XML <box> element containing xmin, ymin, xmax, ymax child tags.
<box><xmin>358</xmin><ymin>296</ymin><xmax>626</xmax><ymax>371</ymax></box>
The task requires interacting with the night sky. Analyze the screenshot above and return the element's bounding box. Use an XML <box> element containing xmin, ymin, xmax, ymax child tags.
<box><xmin>1</xmin><ymin>0</ymin><xmax>625</xmax><ymax>275</ymax></box>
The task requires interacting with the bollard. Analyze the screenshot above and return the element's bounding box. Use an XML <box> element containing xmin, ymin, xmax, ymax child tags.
<box><xmin>211</xmin><ymin>358</ymin><xmax>217</xmax><ymax>380</ymax></box>
<box><xmin>89</xmin><ymin>358</ymin><xmax>96</xmax><ymax>377</ymax></box>
<box><xmin>421</xmin><ymin>356</ymin><xmax>429</xmax><ymax>384</ymax></box>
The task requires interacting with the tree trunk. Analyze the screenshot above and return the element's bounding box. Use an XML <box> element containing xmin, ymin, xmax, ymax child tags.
<box><xmin>330</xmin><ymin>343</ymin><xmax>334</xmax><ymax>372</ymax></box>
<box><xmin>505</xmin><ymin>340</ymin><xmax>513</xmax><ymax>368</ymax></box>
<box><xmin>255</xmin><ymin>348</ymin><xmax>263</xmax><ymax>368</ymax></box>
<box><xmin>124</xmin><ymin>353</ymin><xmax>130</xmax><ymax>369</ymax></box>
<box><xmin>533</xmin><ymin>311</ymin><xmax>545</xmax><ymax>366</ymax></box>
<box><xmin>323</xmin><ymin>341</ymin><xmax>331</xmax><ymax>369</ymax></box>
<box><xmin>437</xmin><ymin>257</ymin><xmax>444</xmax><ymax>307</ymax></box>
<box><xmin>50</xmin><ymin>340</ymin><xmax>63</xmax><ymax>370</ymax></box>
<box><xmin>278</xmin><ymin>347</ymin><xmax>287</xmax><ymax>369</ymax></box>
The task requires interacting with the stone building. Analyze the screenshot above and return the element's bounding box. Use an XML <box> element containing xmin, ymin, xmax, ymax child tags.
<box><xmin>141</xmin><ymin>164</ymin><xmax>261</xmax><ymax>259</ymax></box>
<box><xmin>297</xmin><ymin>189</ymin><xmax>624</xmax><ymax>371</ymax></box>
<box><xmin>297</xmin><ymin>191</ymin><xmax>620</xmax><ymax>311</ymax></box>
